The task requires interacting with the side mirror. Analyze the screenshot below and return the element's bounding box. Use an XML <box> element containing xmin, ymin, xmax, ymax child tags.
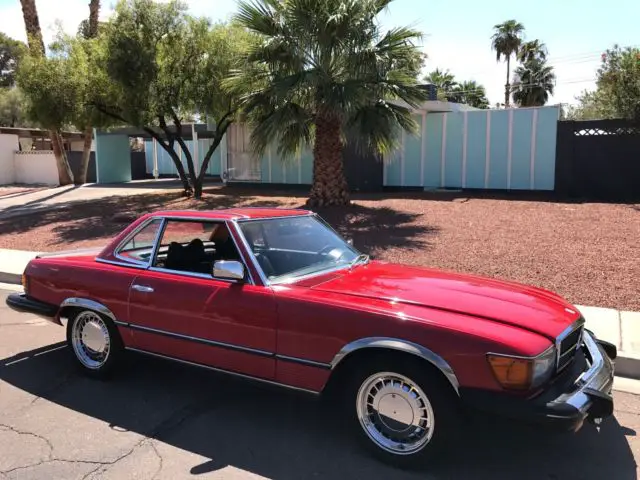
<box><xmin>213</xmin><ymin>260</ymin><xmax>245</xmax><ymax>281</ymax></box>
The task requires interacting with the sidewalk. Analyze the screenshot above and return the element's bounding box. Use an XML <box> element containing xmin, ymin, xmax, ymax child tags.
<box><xmin>0</xmin><ymin>181</ymin><xmax>183</xmax><ymax>220</ymax></box>
<box><xmin>0</xmin><ymin>247</ymin><xmax>638</xmax><ymax>380</ymax></box>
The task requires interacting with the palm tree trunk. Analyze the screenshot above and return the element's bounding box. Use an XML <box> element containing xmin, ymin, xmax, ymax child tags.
<box><xmin>77</xmin><ymin>0</ymin><xmax>100</xmax><ymax>185</ymax></box>
<box><xmin>309</xmin><ymin>112</ymin><xmax>349</xmax><ymax>207</ymax></box>
<box><xmin>504</xmin><ymin>55</ymin><xmax>511</xmax><ymax>108</ymax></box>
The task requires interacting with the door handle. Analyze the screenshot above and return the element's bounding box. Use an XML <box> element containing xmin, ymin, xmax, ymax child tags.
<box><xmin>131</xmin><ymin>284</ymin><xmax>154</xmax><ymax>293</ymax></box>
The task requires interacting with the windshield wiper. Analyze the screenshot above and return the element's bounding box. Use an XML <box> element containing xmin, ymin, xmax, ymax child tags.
<box><xmin>349</xmin><ymin>253</ymin><xmax>370</xmax><ymax>269</ymax></box>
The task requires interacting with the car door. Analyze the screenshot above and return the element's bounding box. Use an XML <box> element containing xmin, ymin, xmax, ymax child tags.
<box><xmin>127</xmin><ymin>218</ymin><xmax>277</xmax><ymax>380</ymax></box>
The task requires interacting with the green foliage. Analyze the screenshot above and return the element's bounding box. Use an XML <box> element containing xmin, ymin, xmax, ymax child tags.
<box><xmin>0</xmin><ymin>87</ymin><xmax>31</xmax><ymax>127</ymax></box>
<box><xmin>17</xmin><ymin>37</ymin><xmax>88</xmax><ymax>131</ymax></box>
<box><xmin>491</xmin><ymin>20</ymin><xmax>525</xmax><ymax>62</ymax></box>
<box><xmin>517</xmin><ymin>39</ymin><xmax>547</xmax><ymax>64</ymax></box>
<box><xmin>231</xmin><ymin>0</ymin><xmax>429</xmax><ymax>158</ymax></box>
<box><xmin>564</xmin><ymin>45</ymin><xmax>640</xmax><ymax>121</ymax></box>
<box><xmin>423</xmin><ymin>68</ymin><xmax>457</xmax><ymax>101</ymax></box>
<box><xmin>0</xmin><ymin>33</ymin><xmax>27</xmax><ymax>88</ymax></box>
<box><xmin>598</xmin><ymin>45</ymin><xmax>640</xmax><ymax>120</ymax></box>
<box><xmin>91</xmin><ymin>0</ymin><xmax>256</xmax><ymax>196</ymax></box>
<box><xmin>450</xmin><ymin>80</ymin><xmax>489</xmax><ymax>109</ymax></box>
<box><xmin>512</xmin><ymin>59</ymin><xmax>556</xmax><ymax>107</ymax></box>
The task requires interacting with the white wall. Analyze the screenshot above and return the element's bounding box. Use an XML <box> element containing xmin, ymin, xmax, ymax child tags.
<box><xmin>13</xmin><ymin>151</ymin><xmax>59</xmax><ymax>185</ymax></box>
<box><xmin>0</xmin><ymin>134</ymin><xmax>19</xmax><ymax>185</ymax></box>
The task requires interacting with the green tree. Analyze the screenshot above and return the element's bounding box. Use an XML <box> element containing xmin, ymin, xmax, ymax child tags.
<box><xmin>564</xmin><ymin>89</ymin><xmax>616</xmax><ymax>121</ymax></box>
<box><xmin>512</xmin><ymin>59</ymin><xmax>556</xmax><ymax>107</ymax></box>
<box><xmin>491</xmin><ymin>20</ymin><xmax>525</xmax><ymax>108</ymax></box>
<box><xmin>598</xmin><ymin>45</ymin><xmax>640</xmax><ymax>121</ymax></box>
<box><xmin>517</xmin><ymin>39</ymin><xmax>547</xmax><ymax>64</ymax></box>
<box><xmin>233</xmin><ymin>0</ymin><xmax>428</xmax><ymax>206</ymax></box>
<box><xmin>0</xmin><ymin>33</ymin><xmax>27</xmax><ymax>88</ymax></box>
<box><xmin>90</xmin><ymin>0</ymin><xmax>254</xmax><ymax>198</ymax></box>
<box><xmin>0</xmin><ymin>88</ymin><xmax>30</xmax><ymax>127</ymax></box>
<box><xmin>450</xmin><ymin>80</ymin><xmax>489</xmax><ymax>109</ymax></box>
<box><xmin>19</xmin><ymin>0</ymin><xmax>74</xmax><ymax>184</ymax></box>
<box><xmin>423</xmin><ymin>68</ymin><xmax>457</xmax><ymax>101</ymax></box>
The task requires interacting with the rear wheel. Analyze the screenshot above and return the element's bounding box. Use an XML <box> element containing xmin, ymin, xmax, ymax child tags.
<box><xmin>66</xmin><ymin>309</ymin><xmax>124</xmax><ymax>378</ymax></box>
<box><xmin>344</xmin><ymin>357</ymin><xmax>460</xmax><ymax>468</ymax></box>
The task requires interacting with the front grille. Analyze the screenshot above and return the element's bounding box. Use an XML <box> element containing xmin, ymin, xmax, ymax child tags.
<box><xmin>557</xmin><ymin>321</ymin><xmax>584</xmax><ymax>371</ymax></box>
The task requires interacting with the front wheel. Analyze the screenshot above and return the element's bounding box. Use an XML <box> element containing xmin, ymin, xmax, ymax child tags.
<box><xmin>345</xmin><ymin>358</ymin><xmax>460</xmax><ymax>468</ymax></box>
<box><xmin>66</xmin><ymin>309</ymin><xmax>124</xmax><ymax>378</ymax></box>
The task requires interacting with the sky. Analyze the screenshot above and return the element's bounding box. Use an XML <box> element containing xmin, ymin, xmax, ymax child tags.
<box><xmin>1</xmin><ymin>0</ymin><xmax>639</xmax><ymax>106</ymax></box>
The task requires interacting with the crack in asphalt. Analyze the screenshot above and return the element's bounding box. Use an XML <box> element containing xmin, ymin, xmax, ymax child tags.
<box><xmin>82</xmin><ymin>395</ymin><xmax>216</xmax><ymax>479</ymax></box>
<box><xmin>149</xmin><ymin>441</ymin><xmax>164</xmax><ymax>480</ymax></box>
<box><xmin>0</xmin><ymin>423</ymin><xmax>54</xmax><ymax>458</ymax></box>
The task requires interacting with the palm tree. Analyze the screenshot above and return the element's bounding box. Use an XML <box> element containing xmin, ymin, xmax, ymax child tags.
<box><xmin>423</xmin><ymin>68</ymin><xmax>457</xmax><ymax>100</ymax></box>
<box><xmin>77</xmin><ymin>0</ymin><xmax>100</xmax><ymax>185</ymax></box>
<box><xmin>512</xmin><ymin>59</ymin><xmax>556</xmax><ymax>107</ymax></box>
<box><xmin>491</xmin><ymin>20</ymin><xmax>525</xmax><ymax>108</ymax></box>
<box><xmin>450</xmin><ymin>80</ymin><xmax>489</xmax><ymax>109</ymax></box>
<box><xmin>517</xmin><ymin>39</ymin><xmax>548</xmax><ymax>64</ymax></box>
<box><xmin>234</xmin><ymin>0</ymin><xmax>427</xmax><ymax>206</ymax></box>
<box><xmin>19</xmin><ymin>0</ymin><xmax>74</xmax><ymax>185</ymax></box>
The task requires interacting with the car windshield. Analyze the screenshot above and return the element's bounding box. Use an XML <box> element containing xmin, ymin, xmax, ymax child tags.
<box><xmin>239</xmin><ymin>215</ymin><xmax>363</xmax><ymax>283</ymax></box>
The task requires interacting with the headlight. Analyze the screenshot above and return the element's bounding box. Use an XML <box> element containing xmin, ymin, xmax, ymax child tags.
<box><xmin>487</xmin><ymin>345</ymin><xmax>556</xmax><ymax>390</ymax></box>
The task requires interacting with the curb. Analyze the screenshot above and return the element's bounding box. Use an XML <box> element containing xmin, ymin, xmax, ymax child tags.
<box><xmin>614</xmin><ymin>351</ymin><xmax>640</xmax><ymax>381</ymax></box>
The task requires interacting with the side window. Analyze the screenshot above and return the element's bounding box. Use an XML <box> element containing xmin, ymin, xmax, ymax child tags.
<box><xmin>152</xmin><ymin>220</ymin><xmax>241</xmax><ymax>274</ymax></box>
<box><xmin>116</xmin><ymin>219</ymin><xmax>163</xmax><ymax>264</ymax></box>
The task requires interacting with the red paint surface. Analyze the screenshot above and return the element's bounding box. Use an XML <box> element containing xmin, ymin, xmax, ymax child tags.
<box><xmin>23</xmin><ymin>209</ymin><xmax>581</xmax><ymax>395</ymax></box>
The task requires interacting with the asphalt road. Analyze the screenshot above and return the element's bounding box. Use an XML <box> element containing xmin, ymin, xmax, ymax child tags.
<box><xmin>0</xmin><ymin>289</ymin><xmax>638</xmax><ymax>480</ymax></box>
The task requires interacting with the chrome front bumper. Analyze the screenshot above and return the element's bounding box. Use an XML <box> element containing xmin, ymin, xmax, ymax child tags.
<box><xmin>461</xmin><ymin>330</ymin><xmax>615</xmax><ymax>431</ymax></box>
<box><xmin>549</xmin><ymin>330</ymin><xmax>615</xmax><ymax>424</ymax></box>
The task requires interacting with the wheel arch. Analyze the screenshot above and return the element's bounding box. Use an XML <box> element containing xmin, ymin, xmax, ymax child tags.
<box><xmin>58</xmin><ymin>297</ymin><xmax>118</xmax><ymax>324</ymax></box>
<box><xmin>329</xmin><ymin>337</ymin><xmax>460</xmax><ymax>396</ymax></box>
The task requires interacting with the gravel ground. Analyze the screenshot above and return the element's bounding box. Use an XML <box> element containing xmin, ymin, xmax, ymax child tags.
<box><xmin>0</xmin><ymin>186</ymin><xmax>638</xmax><ymax>310</ymax></box>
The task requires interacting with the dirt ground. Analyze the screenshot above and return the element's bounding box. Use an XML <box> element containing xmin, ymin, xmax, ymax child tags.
<box><xmin>0</xmin><ymin>186</ymin><xmax>638</xmax><ymax>310</ymax></box>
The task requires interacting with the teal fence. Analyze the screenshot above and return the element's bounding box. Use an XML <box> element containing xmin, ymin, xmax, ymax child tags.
<box><xmin>384</xmin><ymin>106</ymin><xmax>560</xmax><ymax>190</ymax></box>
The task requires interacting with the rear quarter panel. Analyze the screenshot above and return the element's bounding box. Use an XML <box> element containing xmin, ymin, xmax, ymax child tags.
<box><xmin>26</xmin><ymin>256</ymin><xmax>138</xmax><ymax>342</ymax></box>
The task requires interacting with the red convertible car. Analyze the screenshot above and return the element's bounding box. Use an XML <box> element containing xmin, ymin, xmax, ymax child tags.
<box><xmin>7</xmin><ymin>208</ymin><xmax>616</xmax><ymax>466</ymax></box>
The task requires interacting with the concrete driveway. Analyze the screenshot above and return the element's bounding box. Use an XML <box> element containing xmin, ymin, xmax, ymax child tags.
<box><xmin>1</xmin><ymin>289</ymin><xmax>638</xmax><ymax>480</ymax></box>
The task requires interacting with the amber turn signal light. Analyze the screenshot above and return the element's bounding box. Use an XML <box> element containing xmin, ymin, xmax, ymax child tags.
<box><xmin>487</xmin><ymin>355</ymin><xmax>533</xmax><ymax>390</ymax></box>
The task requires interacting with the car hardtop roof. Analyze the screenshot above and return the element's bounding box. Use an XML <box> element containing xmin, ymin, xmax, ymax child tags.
<box><xmin>144</xmin><ymin>207</ymin><xmax>314</xmax><ymax>222</ymax></box>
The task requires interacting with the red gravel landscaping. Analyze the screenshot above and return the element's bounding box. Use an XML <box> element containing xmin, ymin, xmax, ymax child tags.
<box><xmin>0</xmin><ymin>186</ymin><xmax>638</xmax><ymax>311</ymax></box>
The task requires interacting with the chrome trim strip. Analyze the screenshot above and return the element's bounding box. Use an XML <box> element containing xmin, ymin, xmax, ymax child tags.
<box><xmin>331</xmin><ymin>337</ymin><xmax>460</xmax><ymax>395</ymax></box>
<box><xmin>125</xmin><ymin>322</ymin><xmax>273</xmax><ymax>358</ymax></box>
<box><xmin>59</xmin><ymin>298</ymin><xmax>116</xmax><ymax>322</ymax></box>
<box><xmin>486</xmin><ymin>345</ymin><xmax>556</xmax><ymax>361</ymax></box>
<box><xmin>125</xmin><ymin>347</ymin><xmax>320</xmax><ymax>395</ymax></box>
<box><xmin>36</xmin><ymin>247</ymin><xmax>104</xmax><ymax>259</ymax></box>
<box><xmin>276</xmin><ymin>354</ymin><xmax>332</xmax><ymax>370</ymax></box>
<box><xmin>95</xmin><ymin>258</ymin><xmax>147</xmax><ymax>270</ymax></box>
<box><xmin>556</xmin><ymin>317</ymin><xmax>585</xmax><ymax>370</ymax></box>
<box><xmin>234</xmin><ymin>213</ymin><xmax>314</xmax><ymax>223</ymax></box>
<box><xmin>147</xmin><ymin>217</ymin><xmax>167</xmax><ymax>267</ymax></box>
<box><xmin>112</xmin><ymin>217</ymin><xmax>163</xmax><ymax>268</ymax></box>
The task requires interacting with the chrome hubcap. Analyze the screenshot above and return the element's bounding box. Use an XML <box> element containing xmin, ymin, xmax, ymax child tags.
<box><xmin>356</xmin><ymin>372</ymin><xmax>434</xmax><ymax>455</ymax></box>
<box><xmin>71</xmin><ymin>311</ymin><xmax>110</xmax><ymax>369</ymax></box>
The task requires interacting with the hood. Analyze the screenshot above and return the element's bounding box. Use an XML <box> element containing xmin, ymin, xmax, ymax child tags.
<box><xmin>305</xmin><ymin>261</ymin><xmax>580</xmax><ymax>340</ymax></box>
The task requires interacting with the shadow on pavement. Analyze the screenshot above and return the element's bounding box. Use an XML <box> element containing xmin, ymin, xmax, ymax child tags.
<box><xmin>0</xmin><ymin>343</ymin><xmax>636</xmax><ymax>480</ymax></box>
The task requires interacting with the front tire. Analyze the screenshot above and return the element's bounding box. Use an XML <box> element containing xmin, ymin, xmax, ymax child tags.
<box><xmin>66</xmin><ymin>309</ymin><xmax>124</xmax><ymax>378</ymax></box>
<box><xmin>344</xmin><ymin>357</ymin><xmax>460</xmax><ymax>468</ymax></box>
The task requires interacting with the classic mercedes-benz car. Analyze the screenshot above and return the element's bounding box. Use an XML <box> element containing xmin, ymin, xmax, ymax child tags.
<box><xmin>7</xmin><ymin>208</ymin><xmax>616</xmax><ymax>466</ymax></box>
